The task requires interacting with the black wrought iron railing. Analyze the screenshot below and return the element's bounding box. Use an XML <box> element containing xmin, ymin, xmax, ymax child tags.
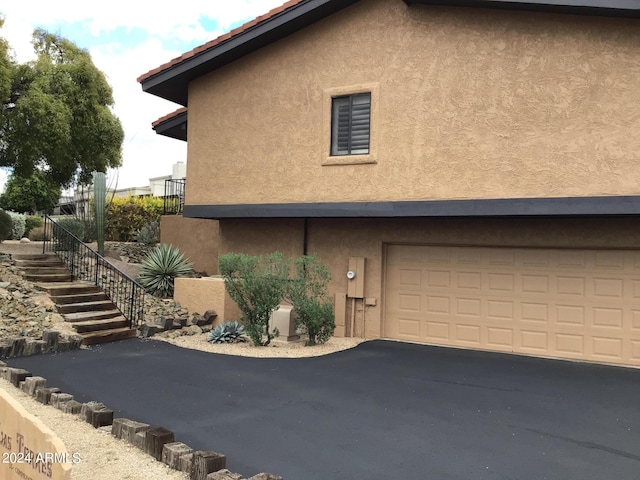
<box><xmin>42</xmin><ymin>216</ymin><xmax>145</xmax><ymax>328</ymax></box>
<box><xmin>164</xmin><ymin>178</ymin><xmax>186</xmax><ymax>215</ymax></box>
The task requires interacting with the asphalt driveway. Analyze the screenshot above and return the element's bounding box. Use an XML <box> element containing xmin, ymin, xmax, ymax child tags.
<box><xmin>6</xmin><ymin>339</ymin><xmax>640</xmax><ymax>479</ymax></box>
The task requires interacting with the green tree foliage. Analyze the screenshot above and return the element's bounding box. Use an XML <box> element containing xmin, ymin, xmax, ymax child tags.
<box><xmin>105</xmin><ymin>196</ymin><xmax>163</xmax><ymax>242</ymax></box>
<box><xmin>287</xmin><ymin>256</ymin><xmax>335</xmax><ymax>346</ymax></box>
<box><xmin>0</xmin><ymin>27</ymin><xmax>123</xmax><ymax>187</ymax></box>
<box><xmin>0</xmin><ymin>18</ymin><xmax>11</xmax><ymax>106</ymax></box>
<box><xmin>0</xmin><ymin>171</ymin><xmax>60</xmax><ymax>214</ymax></box>
<box><xmin>0</xmin><ymin>209</ymin><xmax>11</xmax><ymax>242</ymax></box>
<box><xmin>219</xmin><ymin>252</ymin><xmax>289</xmax><ymax>347</ymax></box>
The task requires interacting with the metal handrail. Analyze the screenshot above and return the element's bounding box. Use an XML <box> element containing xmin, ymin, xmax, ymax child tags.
<box><xmin>42</xmin><ymin>216</ymin><xmax>145</xmax><ymax>328</ymax></box>
<box><xmin>164</xmin><ymin>178</ymin><xmax>186</xmax><ymax>215</ymax></box>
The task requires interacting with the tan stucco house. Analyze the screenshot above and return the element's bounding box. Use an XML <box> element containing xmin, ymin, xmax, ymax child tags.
<box><xmin>139</xmin><ymin>0</ymin><xmax>640</xmax><ymax>367</ymax></box>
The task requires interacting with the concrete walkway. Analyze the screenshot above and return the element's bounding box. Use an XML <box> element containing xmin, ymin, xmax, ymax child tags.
<box><xmin>7</xmin><ymin>340</ymin><xmax>640</xmax><ymax>479</ymax></box>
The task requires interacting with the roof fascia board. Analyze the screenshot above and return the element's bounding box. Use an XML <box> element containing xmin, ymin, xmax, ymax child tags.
<box><xmin>140</xmin><ymin>0</ymin><xmax>359</xmax><ymax>103</ymax></box>
<box><xmin>183</xmin><ymin>196</ymin><xmax>640</xmax><ymax>219</ymax></box>
<box><xmin>403</xmin><ymin>0</ymin><xmax>640</xmax><ymax>18</ymax></box>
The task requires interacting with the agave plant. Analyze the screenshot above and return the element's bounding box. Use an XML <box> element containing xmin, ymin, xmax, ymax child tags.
<box><xmin>208</xmin><ymin>321</ymin><xmax>246</xmax><ymax>344</ymax></box>
<box><xmin>137</xmin><ymin>244</ymin><xmax>193</xmax><ymax>298</ymax></box>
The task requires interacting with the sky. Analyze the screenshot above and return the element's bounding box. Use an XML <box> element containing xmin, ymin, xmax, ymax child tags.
<box><xmin>0</xmin><ymin>0</ymin><xmax>286</xmax><ymax>193</ymax></box>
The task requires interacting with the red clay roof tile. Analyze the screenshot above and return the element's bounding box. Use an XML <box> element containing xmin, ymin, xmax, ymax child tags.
<box><xmin>152</xmin><ymin>107</ymin><xmax>188</xmax><ymax>127</ymax></box>
<box><xmin>137</xmin><ymin>0</ymin><xmax>305</xmax><ymax>84</ymax></box>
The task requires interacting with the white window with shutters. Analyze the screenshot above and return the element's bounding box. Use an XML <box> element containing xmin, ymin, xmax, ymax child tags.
<box><xmin>330</xmin><ymin>93</ymin><xmax>371</xmax><ymax>156</ymax></box>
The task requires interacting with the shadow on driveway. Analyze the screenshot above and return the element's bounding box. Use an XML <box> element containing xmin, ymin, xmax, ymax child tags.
<box><xmin>7</xmin><ymin>339</ymin><xmax>640</xmax><ymax>479</ymax></box>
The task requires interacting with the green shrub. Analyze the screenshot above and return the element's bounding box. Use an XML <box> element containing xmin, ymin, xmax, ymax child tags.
<box><xmin>24</xmin><ymin>215</ymin><xmax>43</xmax><ymax>237</ymax></box>
<box><xmin>28</xmin><ymin>226</ymin><xmax>51</xmax><ymax>241</ymax></box>
<box><xmin>80</xmin><ymin>217</ymin><xmax>97</xmax><ymax>243</ymax></box>
<box><xmin>207</xmin><ymin>321</ymin><xmax>246</xmax><ymax>344</ymax></box>
<box><xmin>135</xmin><ymin>220</ymin><xmax>160</xmax><ymax>245</ymax></box>
<box><xmin>219</xmin><ymin>252</ymin><xmax>289</xmax><ymax>347</ymax></box>
<box><xmin>0</xmin><ymin>210</ymin><xmax>11</xmax><ymax>242</ymax></box>
<box><xmin>7</xmin><ymin>211</ymin><xmax>26</xmax><ymax>239</ymax></box>
<box><xmin>105</xmin><ymin>196</ymin><xmax>163</xmax><ymax>242</ymax></box>
<box><xmin>137</xmin><ymin>244</ymin><xmax>193</xmax><ymax>298</ymax></box>
<box><xmin>56</xmin><ymin>218</ymin><xmax>85</xmax><ymax>240</ymax></box>
<box><xmin>287</xmin><ymin>255</ymin><xmax>335</xmax><ymax>346</ymax></box>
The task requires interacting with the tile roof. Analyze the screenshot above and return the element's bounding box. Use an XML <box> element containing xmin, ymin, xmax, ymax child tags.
<box><xmin>137</xmin><ymin>0</ymin><xmax>304</xmax><ymax>84</ymax></box>
<box><xmin>152</xmin><ymin>107</ymin><xmax>187</xmax><ymax>127</ymax></box>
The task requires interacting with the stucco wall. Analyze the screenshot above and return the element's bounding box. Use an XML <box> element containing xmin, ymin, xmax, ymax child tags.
<box><xmin>219</xmin><ymin>217</ymin><xmax>640</xmax><ymax>339</ymax></box>
<box><xmin>174</xmin><ymin>276</ymin><xmax>240</xmax><ymax>322</ymax></box>
<box><xmin>160</xmin><ymin>215</ymin><xmax>219</xmax><ymax>275</ymax></box>
<box><xmin>187</xmin><ymin>0</ymin><xmax>640</xmax><ymax>206</ymax></box>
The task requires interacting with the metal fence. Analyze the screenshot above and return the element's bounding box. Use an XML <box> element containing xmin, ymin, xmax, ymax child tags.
<box><xmin>164</xmin><ymin>178</ymin><xmax>186</xmax><ymax>215</ymax></box>
<box><xmin>42</xmin><ymin>216</ymin><xmax>145</xmax><ymax>328</ymax></box>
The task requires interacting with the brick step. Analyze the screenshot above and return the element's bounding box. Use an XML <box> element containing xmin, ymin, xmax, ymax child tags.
<box><xmin>51</xmin><ymin>292</ymin><xmax>109</xmax><ymax>305</ymax></box>
<box><xmin>72</xmin><ymin>317</ymin><xmax>129</xmax><ymax>333</ymax></box>
<box><xmin>37</xmin><ymin>283</ymin><xmax>101</xmax><ymax>296</ymax></box>
<box><xmin>57</xmin><ymin>300</ymin><xmax>117</xmax><ymax>315</ymax></box>
<box><xmin>64</xmin><ymin>309</ymin><xmax>122</xmax><ymax>323</ymax></box>
<box><xmin>80</xmin><ymin>328</ymin><xmax>137</xmax><ymax>345</ymax></box>
<box><xmin>25</xmin><ymin>273</ymin><xmax>72</xmax><ymax>282</ymax></box>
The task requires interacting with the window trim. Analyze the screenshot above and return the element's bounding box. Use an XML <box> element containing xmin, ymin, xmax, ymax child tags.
<box><xmin>322</xmin><ymin>83</ymin><xmax>379</xmax><ymax>166</ymax></box>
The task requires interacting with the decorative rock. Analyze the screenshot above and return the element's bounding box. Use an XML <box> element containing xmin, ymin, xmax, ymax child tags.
<box><xmin>23</xmin><ymin>339</ymin><xmax>45</xmax><ymax>356</ymax></box>
<box><xmin>162</xmin><ymin>442</ymin><xmax>194</xmax><ymax>470</ymax></box>
<box><xmin>191</xmin><ymin>451</ymin><xmax>226</xmax><ymax>480</ymax></box>
<box><xmin>139</xmin><ymin>324</ymin><xmax>162</xmax><ymax>338</ymax></box>
<box><xmin>204</xmin><ymin>310</ymin><xmax>217</xmax><ymax>323</ymax></box>
<box><xmin>112</xmin><ymin>418</ymin><xmax>151</xmax><ymax>444</ymax></box>
<box><xmin>157</xmin><ymin>317</ymin><xmax>175</xmax><ymax>331</ymax></box>
<box><xmin>20</xmin><ymin>237</ymin><xmax>31</xmax><ymax>243</ymax></box>
<box><xmin>191</xmin><ymin>314</ymin><xmax>209</xmax><ymax>327</ymax></box>
<box><xmin>175</xmin><ymin>317</ymin><xmax>188</xmax><ymax>327</ymax></box>
<box><xmin>10</xmin><ymin>337</ymin><xmax>26</xmax><ymax>357</ymax></box>
<box><xmin>188</xmin><ymin>325</ymin><xmax>203</xmax><ymax>336</ymax></box>
<box><xmin>206</xmin><ymin>470</ymin><xmax>242</xmax><ymax>480</ymax></box>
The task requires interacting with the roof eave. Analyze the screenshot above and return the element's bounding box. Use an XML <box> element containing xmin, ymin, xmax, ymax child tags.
<box><xmin>153</xmin><ymin>111</ymin><xmax>188</xmax><ymax>142</ymax></box>
<box><xmin>403</xmin><ymin>0</ymin><xmax>640</xmax><ymax>18</ymax></box>
<box><xmin>139</xmin><ymin>0</ymin><xmax>361</xmax><ymax>106</ymax></box>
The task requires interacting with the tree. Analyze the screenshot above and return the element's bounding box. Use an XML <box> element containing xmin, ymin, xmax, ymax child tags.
<box><xmin>0</xmin><ymin>170</ymin><xmax>61</xmax><ymax>214</ymax></box>
<box><xmin>0</xmin><ymin>26</ymin><xmax>123</xmax><ymax>187</ymax></box>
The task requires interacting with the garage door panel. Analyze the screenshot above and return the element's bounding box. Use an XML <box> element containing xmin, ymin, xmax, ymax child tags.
<box><xmin>385</xmin><ymin>245</ymin><xmax>640</xmax><ymax>367</ymax></box>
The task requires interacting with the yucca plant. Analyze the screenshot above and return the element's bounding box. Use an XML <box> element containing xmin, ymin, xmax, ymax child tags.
<box><xmin>207</xmin><ymin>321</ymin><xmax>247</xmax><ymax>344</ymax></box>
<box><xmin>137</xmin><ymin>244</ymin><xmax>193</xmax><ymax>298</ymax></box>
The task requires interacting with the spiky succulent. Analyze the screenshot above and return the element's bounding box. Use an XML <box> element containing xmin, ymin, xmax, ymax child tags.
<box><xmin>207</xmin><ymin>321</ymin><xmax>246</xmax><ymax>344</ymax></box>
<box><xmin>137</xmin><ymin>244</ymin><xmax>193</xmax><ymax>298</ymax></box>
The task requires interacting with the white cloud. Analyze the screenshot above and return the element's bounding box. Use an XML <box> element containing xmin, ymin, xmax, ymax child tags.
<box><xmin>0</xmin><ymin>0</ymin><xmax>286</xmax><ymax>192</ymax></box>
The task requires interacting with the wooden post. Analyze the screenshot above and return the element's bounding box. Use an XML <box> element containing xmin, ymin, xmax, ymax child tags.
<box><xmin>162</xmin><ymin>442</ymin><xmax>193</xmax><ymax>469</ymax></box>
<box><xmin>191</xmin><ymin>451</ymin><xmax>226</xmax><ymax>480</ymax></box>
<box><xmin>145</xmin><ymin>427</ymin><xmax>175</xmax><ymax>460</ymax></box>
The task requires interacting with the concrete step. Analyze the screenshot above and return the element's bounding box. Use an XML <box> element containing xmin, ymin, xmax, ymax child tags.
<box><xmin>80</xmin><ymin>328</ymin><xmax>137</xmax><ymax>345</ymax></box>
<box><xmin>72</xmin><ymin>317</ymin><xmax>129</xmax><ymax>333</ymax></box>
<box><xmin>12</xmin><ymin>254</ymin><xmax>59</xmax><ymax>261</ymax></box>
<box><xmin>25</xmin><ymin>273</ymin><xmax>72</xmax><ymax>282</ymax></box>
<box><xmin>51</xmin><ymin>292</ymin><xmax>109</xmax><ymax>305</ymax></box>
<box><xmin>14</xmin><ymin>259</ymin><xmax>64</xmax><ymax>267</ymax></box>
<box><xmin>64</xmin><ymin>309</ymin><xmax>122</xmax><ymax>323</ymax></box>
<box><xmin>57</xmin><ymin>300</ymin><xmax>117</xmax><ymax>315</ymax></box>
<box><xmin>19</xmin><ymin>267</ymin><xmax>71</xmax><ymax>275</ymax></box>
<box><xmin>37</xmin><ymin>283</ymin><xmax>101</xmax><ymax>296</ymax></box>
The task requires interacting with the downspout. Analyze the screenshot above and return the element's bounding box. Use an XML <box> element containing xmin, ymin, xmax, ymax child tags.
<box><xmin>303</xmin><ymin>218</ymin><xmax>308</xmax><ymax>256</ymax></box>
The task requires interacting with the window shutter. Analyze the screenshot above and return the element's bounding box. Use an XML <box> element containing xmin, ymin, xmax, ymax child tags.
<box><xmin>331</xmin><ymin>93</ymin><xmax>371</xmax><ymax>156</ymax></box>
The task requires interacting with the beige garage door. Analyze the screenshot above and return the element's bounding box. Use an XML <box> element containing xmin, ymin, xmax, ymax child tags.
<box><xmin>385</xmin><ymin>244</ymin><xmax>640</xmax><ymax>366</ymax></box>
